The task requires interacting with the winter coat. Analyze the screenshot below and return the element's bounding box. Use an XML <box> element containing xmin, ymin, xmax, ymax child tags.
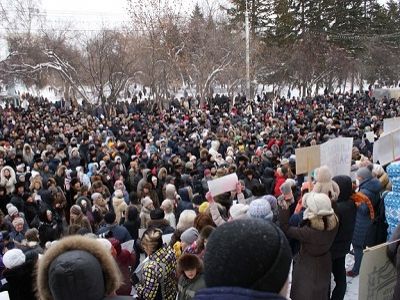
<box><xmin>165</xmin><ymin>212</ymin><xmax>176</xmax><ymax>229</ymax></box>
<box><xmin>2</xmin><ymin>260</ymin><xmax>36</xmax><ymax>300</ymax></box>
<box><xmin>135</xmin><ymin>246</ymin><xmax>177</xmax><ymax>300</ymax></box>
<box><xmin>260</xmin><ymin>167</ymin><xmax>275</xmax><ymax>195</ymax></box>
<box><xmin>351</xmin><ymin>178</ymin><xmax>382</xmax><ymax>248</ymax></box>
<box><xmin>112</xmin><ymin>195</ymin><xmax>128</xmax><ymax>224</ymax></box>
<box><xmin>331</xmin><ymin>176</ymin><xmax>357</xmax><ymax>259</ymax></box>
<box><xmin>97</xmin><ymin>224</ymin><xmax>132</xmax><ymax>243</ymax></box>
<box><xmin>68</xmin><ymin>214</ymin><xmax>92</xmax><ymax>235</ymax></box>
<box><xmin>194</xmin><ymin>287</ymin><xmax>287</xmax><ymax>300</ymax></box>
<box><xmin>279</xmin><ymin>208</ymin><xmax>338</xmax><ymax>300</ymax></box>
<box><xmin>177</xmin><ymin>274</ymin><xmax>206</xmax><ymax>300</ymax></box>
<box><xmin>387</xmin><ymin>224</ymin><xmax>400</xmax><ymax>300</ymax></box>
<box><xmin>176</xmin><ymin>188</ymin><xmax>194</xmax><ymax>220</ymax></box>
<box><xmin>0</xmin><ymin>166</ymin><xmax>17</xmax><ymax>195</ymax></box>
<box><xmin>140</xmin><ymin>206</ymin><xmax>152</xmax><ymax>229</ymax></box>
<box><xmin>274</xmin><ymin>173</ymin><xmax>286</xmax><ymax>197</ymax></box>
<box><xmin>36</xmin><ymin>235</ymin><xmax>129</xmax><ymax>300</ymax></box>
<box><xmin>123</xmin><ymin>207</ymin><xmax>140</xmax><ymax>240</ymax></box>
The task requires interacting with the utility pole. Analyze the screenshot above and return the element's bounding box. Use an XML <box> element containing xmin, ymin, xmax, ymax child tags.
<box><xmin>245</xmin><ymin>0</ymin><xmax>251</xmax><ymax>104</ymax></box>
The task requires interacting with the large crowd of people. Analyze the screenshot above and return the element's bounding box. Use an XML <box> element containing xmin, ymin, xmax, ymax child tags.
<box><xmin>0</xmin><ymin>90</ymin><xmax>398</xmax><ymax>300</ymax></box>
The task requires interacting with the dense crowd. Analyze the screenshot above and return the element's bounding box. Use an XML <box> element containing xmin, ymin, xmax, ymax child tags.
<box><xmin>0</xmin><ymin>91</ymin><xmax>399</xmax><ymax>300</ymax></box>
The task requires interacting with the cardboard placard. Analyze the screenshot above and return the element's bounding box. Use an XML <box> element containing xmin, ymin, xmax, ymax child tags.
<box><xmin>295</xmin><ymin>138</ymin><xmax>353</xmax><ymax>176</ymax></box>
<box><xmin>207</xmin><ymin>173</ymin><xmax>239</xmax><ymax>197</ymax></box>
<box><xmin>359</xmin><ymin>241</ymin><xmax>397</xmax><ymax>300</ymax></box>
<box><xmin>365</xmin><ymin>131</ymin><xmax>375</xmax><ymax>143</ymax></box>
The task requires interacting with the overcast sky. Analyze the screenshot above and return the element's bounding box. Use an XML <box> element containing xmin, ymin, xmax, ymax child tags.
<box><xmin>40</xmin><ymin>0</ymin><xmax>389</xmax><ymax>30</ymax></box>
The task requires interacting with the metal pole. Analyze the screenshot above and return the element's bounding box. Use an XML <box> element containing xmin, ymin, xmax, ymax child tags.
<box><xmin>245</xmin><ymin>0</ymin><xmax>251</xmax><ymax>103</ymax></box>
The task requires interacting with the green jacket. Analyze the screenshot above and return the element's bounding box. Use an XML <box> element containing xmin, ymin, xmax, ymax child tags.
<box><xmin>177</xmin><ymin>273</ymin><xmax>206</xmax><ymax>300</ymax></box>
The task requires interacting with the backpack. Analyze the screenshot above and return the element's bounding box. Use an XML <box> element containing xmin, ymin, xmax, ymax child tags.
<box><xmin>364</xmin><ymin>193</ymin><xmax>388</xmax><ymax>247</ymax></box>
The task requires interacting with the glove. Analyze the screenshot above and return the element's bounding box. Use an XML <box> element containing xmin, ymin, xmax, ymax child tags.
<box><xmin>130</xmin><ymin>273</ymin><xmax>140</xmax><ymax>285</ymax></box>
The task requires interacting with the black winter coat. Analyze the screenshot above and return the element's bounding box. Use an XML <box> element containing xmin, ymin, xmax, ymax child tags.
<box><xmin>331</xmin><ymin>176</ymin><xmax>357</xmax><ymax>259</ymax></box>
<box><xmin>1</xmin><ymin>260</ymin><xmax>36</xmax><ymax>300</ymax></box>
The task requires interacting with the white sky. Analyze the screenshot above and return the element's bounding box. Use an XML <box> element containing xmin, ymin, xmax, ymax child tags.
<box><xmin>40</xmin><ymin>0</ymin><xmax>388</xmax><ymax>30</ymax></box>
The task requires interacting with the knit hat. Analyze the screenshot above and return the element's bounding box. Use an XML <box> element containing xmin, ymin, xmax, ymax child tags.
<box><xmin>3</xmin><ymin>248</ymin><xmax>26</xmax><ymax>269</ymax></box>
<box><xmin>198</xmin><ymin>202</ymin><xmax>209</xmax><ymax>214</ymax></box>
<box><xmin>312</xmin><ymin>165</ymin><xmax>340</xmax><ymax>201</ymax></box>
<box><xmin>7</xmin><ymin>204</ymin><xmax>18</xmax><ymax>216</ymax></box>
<box><xmin>302</xmin><ymin>192</ymin><xmax>335</xmax><ymax>220</ymax></box>
<box><xmin>263</xmin><ymin>195</ymin><xmax>278</xmax><ymax>211</ymax></box>
<box><xmin>180</xmin><ymin>227</ymin><xmax>199</xmax><ymax>245</ymax></box>
<box><xmin>204</xmin><ymin>219</ymin><xmax>291</xmax><ymax>294</ymax></box>
<box><xmin>141</xmin><ymin>196</ymin><xmax>153</xmax><ymax>209</ymax></box>
<box><xmin>356</xmin><ymin>166</ymin><xmax>373</xmax><ymax>182</ymax></box>
<box><xmin>247</xmin><ymin>198</ymin><xmax>273</xmax><ymax>221</ymax></box>
<box><xmin>70</xmin><ymin>205</ymin><xmax>82</xmax><ymax>216</ymax></box>
<box><xmin>229</xmin><ymin>204</ymin><xmax>249</xmax><ymax>220</ymax></box>
<box><xmin>91</xmin><ymin>193</ymin><xmax>102</xmax><ymax>202</ymax></box>
<box><xmin>150</xmin><ymin>208</ymin><xmax>165</xmax><ymax>220</ymax></box>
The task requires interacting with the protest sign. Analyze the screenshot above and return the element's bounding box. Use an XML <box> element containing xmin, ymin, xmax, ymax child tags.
<box><xmin>295</xmin><ymin>138</ymin><xmax>353</xmax><ymax>176</ymax></box>
<box><xmin>208</xmin><ymin>173</ymin><xmax>238</xmax><ymax>197</ymax></box>
<box><xmin>365</xmin><ymin>131</ymin><xmax>375</xmax><ymax>143</ymax></box>
<box><xmin>320</xmin><ymin>138</ymin><xmax>353</xmax><ymax>177</ymax></box>
<box><xmin>359</xmin><ymin>241</ymin><xmax>398</xmax><ymax>300</ymax></box>
<box><xmin>384</xmin><ymin>117</ymin><xmax>400</xmax><ymax>134</ymax></box>
<box><xmin>373</xmin><ymin>129</ymin><xmax>400</xmax><ymax>165</ymax></box>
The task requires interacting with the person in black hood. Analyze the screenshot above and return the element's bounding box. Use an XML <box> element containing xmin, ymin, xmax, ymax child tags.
<box><xmin>330</xmin><ymin>175</ymin><xmax>357</xmax><ymax>300</ymax></box>
<box><xmin>122</xmin><ymin>205</ymin><xmax>140</xmax><ymax>240</ymax></box>
<box><xmin>260</xmin><ymin>167</ymin><xmax>276</xmax><ymax>195</ymax></box>
<box><xmin>36</xmin><ymin>235</ymin><xmax>131</xmax><ymax>300</ymax></box>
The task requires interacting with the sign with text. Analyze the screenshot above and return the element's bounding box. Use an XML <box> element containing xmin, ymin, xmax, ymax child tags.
<box><xmin>295</xmin><ymin>138</ymin><xmax>353</xmax><ymax>176</ymax></box>
<box><xmin>359</xmin><ymin>241</ymin><xmax>397</xmax><ymax>300</ymax></box>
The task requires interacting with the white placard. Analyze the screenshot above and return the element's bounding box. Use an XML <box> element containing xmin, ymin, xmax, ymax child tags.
<box><xmin>320</xmin><ymin>137</ymin><xmax>353</xmax><ymax>177</ymax></box>
<box><xmin>365</xmin><ymin>132</ymin><xmax>375</xmax><ymax>143</ymax></box>
<box><xmin>384</xmin><ymin>117</ymin><xmax>400</xmax><ymax>133</ymax></box>
<box><xmin>0</xmin><ymin>292</ymin><xmax>9</xmax><ymax>300</ymax></box>
<box><xmin>207</xmin><ymin>173</ymin><xmax>239</xmax><ymax>197</ymax></box>
<box><xmin>162</xmin><ymin>233</ymin><xmax>173</xmax><ymax>245</ymax></box>
<box><xmin>121</xmin><ymin>240</ymin><xmax>135</xmax><ymax>253</ymax></box>
<box><xmin>295</xmin><ymin>137</ymin><xmax>353</xmax><ymax>176</ymax></box>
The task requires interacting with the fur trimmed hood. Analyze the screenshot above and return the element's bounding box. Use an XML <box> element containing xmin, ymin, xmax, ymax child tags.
<box><xmin>36</xmin><ymin>235</ymin><xmax>122</xmax><ymax>300</ymax></box>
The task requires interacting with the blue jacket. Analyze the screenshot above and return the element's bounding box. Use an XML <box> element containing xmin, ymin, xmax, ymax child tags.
<box><xmin>352</xmin><ymin>177</ymin><xmax>382</xmax><ymax>247</ymax></box>
<box><xmin>194</xmin><ymin>287</ymin><xmax>287</xmax><ymax>300</ymax></box>
<box><xmin>97</xmin><ymin>224</ymin><xmax>132</xmax><ymax>243</ymax></box>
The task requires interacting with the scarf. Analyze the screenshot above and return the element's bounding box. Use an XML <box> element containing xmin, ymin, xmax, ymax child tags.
<box><xmin>351</xmin><ymin>192</ymin><xmax>375</xmax><ymax>220</ymax></box>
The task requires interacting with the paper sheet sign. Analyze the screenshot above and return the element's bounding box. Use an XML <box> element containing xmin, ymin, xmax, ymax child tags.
<box><xmin>207</xmin><ymin>173</ymin><xmax>239</xmax><ymax>197</ymax></box>
<box><xmin>359</xmin><ymin>241</ymin><xmax>397</xmax><ymax>300</ymax></box>
<box><xmin>373</xmin><ymin>128</ymin><xmax>400</xmax><ymax>165</ymax></box>
<box><xmin>295</xmin><ymin>138</ymin><xmax>353</xmax><ymax>176</ymax></box>
<box><xmin>384</xmin><ymin>117</ymin><xmax>400</xmax><ymax>134</ymax></box>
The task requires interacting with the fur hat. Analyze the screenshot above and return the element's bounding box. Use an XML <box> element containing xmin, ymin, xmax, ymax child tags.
<box><xmin>203</xmin><ymin>219</ymin><xmax>291</xmax><ymax>294</ymax></box>
<box><xmin>177</xmin><ymin>253</ymin><xmax>203</xmax><ymax>273</ymax></box>
<box><xmin>3</xmin><ymin>248</ymin><xmax>25</xmax><ymax>269</ymax></box>
<box><xmin>181</xmin><ymin>227</ymin><xmax>199</xmax><ymax>245</ymax></box>
<box><xmin>247</xmin><ymin>198</ymin><xmax>273</xmax><ymax>221</ymax></box>
<box><xmin>36</xmin><ymin>235</ymin><xmax>122</xmax><ymax>300</ymax></box>
<box><xmin>177</xmin><ymin>210</ymin><xmax>197</xmax><ymax>232</ymax></box>
<box><xmin>229</xmin><ymin>204</ymin><xmax>249</xmax><ymax>220</ymax></box>
<box><xmin>303</xmin><ymin>192</ymin><xmax>335</xmax><ymax>220</ymax></box>
<box><xmin>312</xmin><ymin>165</ymin><xmax>340</xmax><ymax>201</ymax></box>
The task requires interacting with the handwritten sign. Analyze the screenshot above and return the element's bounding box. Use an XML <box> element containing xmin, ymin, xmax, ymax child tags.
<box><xmin>295</xmin><ymin>138</ymin><xmax>353</xmax><ymax>176</ymax></box>
<box><xmin>359</xmin><ymin>242</ymin><xmax>397</xmax><ymax>300</ymax></box>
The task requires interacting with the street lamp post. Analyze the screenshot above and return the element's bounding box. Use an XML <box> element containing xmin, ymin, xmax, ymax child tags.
<box><xmin>245</xmin><ymin>0</ymin><xmax>251</xmax><ymax>104</ymax></box>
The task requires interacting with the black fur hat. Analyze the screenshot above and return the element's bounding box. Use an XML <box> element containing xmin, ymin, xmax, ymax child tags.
<box><xmin>177</xmin><ymin>253</ymin><xmax>203</xmax><ymax>274</ymax></box>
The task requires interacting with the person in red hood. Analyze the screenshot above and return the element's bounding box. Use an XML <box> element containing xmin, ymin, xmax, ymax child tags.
<box><xmin>110</xmin><ymin>238</ymin><xmax>137</xmax><ymax>296</ymax></box>
<box><xmin>274</xmin><ymin>167</ymin><xmax>288</xmax><ymax>197</ymax></box>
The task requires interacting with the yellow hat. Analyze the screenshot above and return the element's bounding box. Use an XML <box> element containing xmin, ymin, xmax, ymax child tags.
<box><xmin>199</xmin><ymin>202</ymin><xmax>210</xmax><ymax>214</ymax></box>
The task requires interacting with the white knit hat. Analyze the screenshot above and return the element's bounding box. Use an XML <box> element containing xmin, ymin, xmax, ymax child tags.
<box><xmin>303</xmin><ymin>192</ymin><xmax>334</xmax><ymax>220</ymax></box>
<box><xmin>229</xmin><ymin>204</ymin><xmax>249</xmax><ymax>220</ymax></box>
<box><xmin>3</xmin><ymin>249</ymin><xmax>25</xmax><ymax>269</ymax></box>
